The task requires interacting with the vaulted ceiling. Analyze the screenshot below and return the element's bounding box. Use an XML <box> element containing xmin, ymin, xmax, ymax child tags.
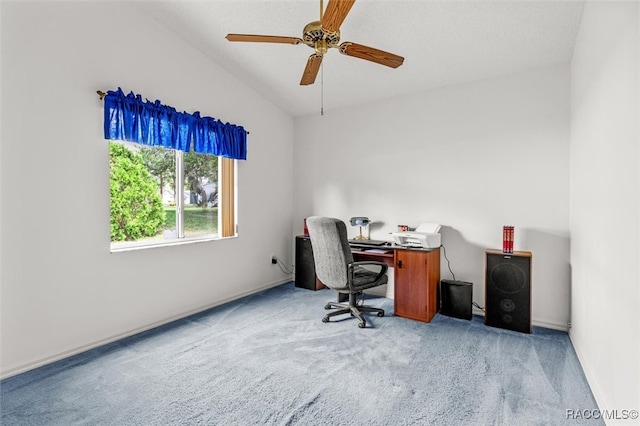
<box><xmin>136</xmin><ymin>1</ymin><xmax>585</xmax><ymax>117</ymax></box>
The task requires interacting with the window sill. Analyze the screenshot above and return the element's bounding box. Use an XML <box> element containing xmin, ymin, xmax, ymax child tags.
<box><xmin>110</xmin><ymin>234</ymin><xmax>237</xmax><ymax>253</ymax></box>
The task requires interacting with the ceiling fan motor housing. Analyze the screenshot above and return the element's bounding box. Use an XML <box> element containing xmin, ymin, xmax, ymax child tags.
<box><xmin>303</xmin><ymin>21</ymin><xmax>340</xmax><ymax>55</ymax></box>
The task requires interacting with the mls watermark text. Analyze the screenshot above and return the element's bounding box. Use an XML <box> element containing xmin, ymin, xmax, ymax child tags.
<box><xmin>566</xmin><ymin>409</ymin><xmax>639</xmax><ymax>421</ymax></box>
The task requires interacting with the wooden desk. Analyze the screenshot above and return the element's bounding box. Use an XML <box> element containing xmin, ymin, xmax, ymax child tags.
<box><xmin>295</xmin><ymin>236</ymin><xmax>441</xmax><ymax>324</ymax></box>
<box><xmin>352</xmin><ymin>246</ymin><xmax>441</xmax><ymax>323</ymax></box>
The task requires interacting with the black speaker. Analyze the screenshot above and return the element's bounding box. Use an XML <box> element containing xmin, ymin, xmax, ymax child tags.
<box><xmin>485</xmin><ymin>250</ymin><xmax>532</xmax><ymax>333</ymax></box>
<box><xmin>440</xmin><ymin>280</ymin><xmax>473</xmax><ymax>320</ymax></box>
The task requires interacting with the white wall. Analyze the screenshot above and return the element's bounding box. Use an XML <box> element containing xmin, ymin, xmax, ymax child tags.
<box><xmin>570</xmin><ymin>1</ymin><xmax>640</xmax><ymax>418</ymax></box>
<box><xmin>294</xmin><ymin>64</ymin><xmax>571</xmax><ymax>330</ymax></box>
<box><xmin>0</xmin><ymin>2</ymin><xmax>294</xmax><ymax>378</ymax></box>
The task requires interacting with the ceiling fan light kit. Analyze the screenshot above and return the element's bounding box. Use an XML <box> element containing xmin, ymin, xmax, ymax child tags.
<box><xmin>225</xmin><ymin>0</ymin><xmax>404</xmax><ymax>87</ymax></box>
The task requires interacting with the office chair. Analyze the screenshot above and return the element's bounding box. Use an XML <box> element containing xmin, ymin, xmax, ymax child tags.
<box><xmin>306</xmin><ymin>216</ymin><xmax>388</xmax><ymax>328</ymax></box>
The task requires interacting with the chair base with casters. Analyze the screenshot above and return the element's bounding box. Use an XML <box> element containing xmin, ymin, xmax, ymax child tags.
<box><xmin>323</xmin><ymin>292</ymin><xmax>384</xmax><ymax>329</ymax></box>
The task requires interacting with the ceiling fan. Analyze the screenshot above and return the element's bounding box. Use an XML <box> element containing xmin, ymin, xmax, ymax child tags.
<box><xmin>225</xmin><ymin>0</ymin><xmax>404</xmax><ymax>86</ymax></box>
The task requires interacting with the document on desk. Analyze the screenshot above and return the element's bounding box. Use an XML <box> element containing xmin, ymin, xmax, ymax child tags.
<box><xmin>363</xmin><ymin>249</ymin><xmax>389</xmax><ymax>254</ymax></box>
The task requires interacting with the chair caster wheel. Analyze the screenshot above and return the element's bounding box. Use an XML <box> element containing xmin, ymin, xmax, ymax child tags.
<box><xmin>322</xmin><ymin>317</ymin><xmax>330</xmax><ymax>323</ymax></box>
<box><xmin>324</xmin><ymin>304</ymin><xmax>332</xmax><ymax>310</ymax></box>
<box><xmin>358</xmin><ymin>322</ymin><xmax>366</xmax><ymax>328</ymax></box>
<box><xmin>377</xmin><ymin>311</ymin><xmax>385</xmax><ymax>317</ymax></box>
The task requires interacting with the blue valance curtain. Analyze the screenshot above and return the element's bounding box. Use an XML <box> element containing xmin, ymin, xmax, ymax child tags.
<box><xmin>103</xmin><ymin>88</ymin><xmax>247</xmax><ymax>160</ymax></box>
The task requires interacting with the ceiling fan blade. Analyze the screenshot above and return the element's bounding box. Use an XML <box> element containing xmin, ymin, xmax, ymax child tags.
<box><xmin>321</xmin><ymin>0</ymin><xmax>356</xmax><ymax>33</ymax></box>
<box><xmin>226</xmin><ymin>34</ymin><xmax>302</xmax><ymax>44</ymax></box>
<box><xmin>339</xmin><ymin>42</ymin><xmax>404</xmax><ymax>68</ymax></box>
<box><xmin>300</xmin><ymin>54</ymin><xmax>323</xmax><ymax>86</ymax></box>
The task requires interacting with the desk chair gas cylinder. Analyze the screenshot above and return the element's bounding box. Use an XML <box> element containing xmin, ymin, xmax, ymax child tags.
<box><xmin>306</xmin><ymin>216</ymin><xmax>388</xmax><ymax>328</ymax></box>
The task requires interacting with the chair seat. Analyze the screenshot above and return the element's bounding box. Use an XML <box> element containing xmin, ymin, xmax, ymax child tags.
<box><xmin>351</xmin><ymin>266</ymin><xmax>389</xmax><ymax>290</ymax></box>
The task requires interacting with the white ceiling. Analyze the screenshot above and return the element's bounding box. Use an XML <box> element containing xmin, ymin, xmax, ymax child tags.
<box><xmin>136</xmin><ymin>0</ymin><xmax>585</xmax><ymax>117</ymax></box>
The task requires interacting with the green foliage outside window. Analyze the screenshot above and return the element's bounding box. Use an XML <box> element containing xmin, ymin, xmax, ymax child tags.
<box><xmin>138</xmin><ymin>147</ymin><xmax>218</xmax><ymax>208</ymax></box>
<box><xmin>109</xmin><ymin>142</ymin><xmax>166</xmax><ymax>241</ymax></box>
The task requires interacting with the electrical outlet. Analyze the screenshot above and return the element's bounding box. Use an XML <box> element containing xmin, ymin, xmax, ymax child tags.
<box><xmin>271</xmin><ymin>255</ymin><xmax>278</xmax><ymax>265</ymax></box>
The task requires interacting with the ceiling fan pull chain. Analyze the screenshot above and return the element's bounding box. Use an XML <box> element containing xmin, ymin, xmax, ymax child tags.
<box><xmin>321</xmin><ymin>62</ymin><xmax>324</xmax><ymax>116</ymax></box>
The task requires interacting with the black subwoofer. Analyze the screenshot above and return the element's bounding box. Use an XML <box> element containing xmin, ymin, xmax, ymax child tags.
<box><xmin>440</xmin><ymin>279</ymin><xmax>473</xmax><ymax>320</ymax></box>
<box><xmin>485</xmin><ymin>250</ymin><xmax>532</xmax><ymax>333</ymax></box>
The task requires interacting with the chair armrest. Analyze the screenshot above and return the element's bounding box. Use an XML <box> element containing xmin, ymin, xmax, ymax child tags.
<box><xmin>350</xmin><ymin>261</ymin><xmax>389</xmax><ymax>274</ymax></box>
<box><xmin>347</xmin><ymin>261</ymin><xmax>389</xmax><ymax>291</ymax></box>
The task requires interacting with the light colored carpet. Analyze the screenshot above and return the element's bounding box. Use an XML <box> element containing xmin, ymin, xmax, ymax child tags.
<box><xmin>1</xmin><ymin>282</ymin><xmax>601</xmax><ymax>425</ymax></box>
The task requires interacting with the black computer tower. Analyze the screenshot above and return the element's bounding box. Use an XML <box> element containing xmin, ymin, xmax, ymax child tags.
<box><xmin>295</xmin><ymin>236</ymin><xmax>323</xmax><ymax>290</ymax></box>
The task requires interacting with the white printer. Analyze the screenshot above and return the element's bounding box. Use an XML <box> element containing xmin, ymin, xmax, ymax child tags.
<box><xmin>391</xmin><ymin>223</ymin><xmax>442</xmax><ymax>248</ymax></box>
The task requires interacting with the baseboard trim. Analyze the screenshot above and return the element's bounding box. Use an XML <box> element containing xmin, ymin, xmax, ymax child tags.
<box><xmin>471</xmin><ymin>309</ymin><xmax>569</xmax><ymax>332</ymax></box>
<box><xmin>569</xmin><ymin>333</ymin><xmax>606</xmax><ymax>415</ymax></box>
<box><xmin>0</xmin><ymin>278</ymin><xmax>291</xmax><ymax>380</ymax></box>
<box><xmin>532</xmin><ymin>318</ymin><xmax>569</xmax><ymax>332</ymax></box>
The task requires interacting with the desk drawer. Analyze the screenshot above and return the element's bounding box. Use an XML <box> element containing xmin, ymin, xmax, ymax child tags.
<box><xmin>352</xmin><ymin>250</ymin><xmax>394</xmax><ymax>267</ymax></box>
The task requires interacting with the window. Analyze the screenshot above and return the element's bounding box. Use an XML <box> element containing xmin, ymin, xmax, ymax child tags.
<box><xmin>109</xmin><ymin>140</ymin><xmax>236</xmax><ymax>251</ymax></box>
<box><xmin>101</xmin><ymin>88</ymin><xmax>245</xmax><ymax>251</ymax></box>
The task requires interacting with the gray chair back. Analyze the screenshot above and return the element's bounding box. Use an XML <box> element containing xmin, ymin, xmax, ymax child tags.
<box><xmin>305</xmin><ymin>217</ymin><xmax>354</xmax><ymax>290</ymax></box>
